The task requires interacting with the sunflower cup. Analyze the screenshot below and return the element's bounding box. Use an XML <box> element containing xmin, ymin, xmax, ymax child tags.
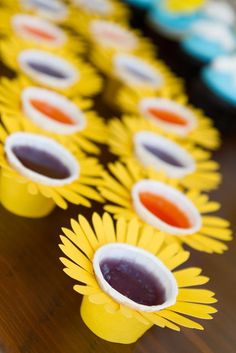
<box><xmin>0</xmin><ymin>76</ymin><xmax>107</xmax><ymax>155</ymax></box>
<box><xmin>0</xmin><ymin>9</ymin><xmax>85</xmax><ymax>55</ymax></box>
<box><xmin>71</xmin><ymin>17</ymin><xmax>155</xmax><ymax>58</ymax></box>
<box><xmin>91</xmin><ymin>50</ymin><xmax>183</xmax><ymax>107</ymax></box>
<box><xmin>108</xmin><ymin>115</ymin><xmax>221</xmax><ymax>191</ymax></box>
<box><xmin>59</xmin><ymin>212</ymin><xmax>217</xmax><ymax>344</ymax></box>
<box><xmin>0</xmin><ymin>37</ymin><xmax>102</xmax><ymax>98</ymax></box>
<box><xmin>1</xmin><ymin>0</ymin><xmax>76</xmax><ymax>24</ymax></box>
<box><xmin>0</xmin><ymin>129</ymin><xmax>103</xmax><ymax>218</ymax></box>
<box><xmin>99</xmin><ymin>160</ymin><xmax>232</xmax><ymax>254</ymax></box>
<box><xmin>117</xmin><ymin>90</ymin><xmax>220</xmax><ymax>150</ymax></box>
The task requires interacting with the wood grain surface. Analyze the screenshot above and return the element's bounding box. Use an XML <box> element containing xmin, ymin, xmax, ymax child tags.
<box><xmin>0</xmin><ymin>131</ymin><xmax>235</xmax><ymax>353</ymax></box>
<box><xmin>0</xmin><ymin>7</ymin><xmax>236</xmax><ymax>352</ymax></box>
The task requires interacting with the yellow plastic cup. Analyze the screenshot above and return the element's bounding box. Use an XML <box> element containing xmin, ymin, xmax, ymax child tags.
<box><xmin>0</xmin><ymin>171</ymin><xmax>55</xmax><ymax>218</ymax></box>
<box><xmin>80</xmin><ymin>296</ymin><xmax>153</xmax><ymax>344</ymax></box>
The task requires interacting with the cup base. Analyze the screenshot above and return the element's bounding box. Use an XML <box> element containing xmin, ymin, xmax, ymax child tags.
<box><xmin>80</xmin><ymin>296</ymin><xmax>152</xmax><ymax>344</ymax></box>
<box><xmin>0</xmin><ymin>171</ymin><xmax>56</xmax><ymax>218</ymax></box>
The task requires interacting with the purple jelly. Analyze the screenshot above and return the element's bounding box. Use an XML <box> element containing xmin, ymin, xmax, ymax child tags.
<box><xmin>28</xmin><ymin>61</ymin><xmax>67</xmax><ymax>79</ymax></box>
<box><xmin>143</xmin><ymin>143</ymin><xmax>184</xmax><ymax>168</ymax></box>
<box><xmin>100</xmin><ymin>258</ymin><xmax>166</xmax><ymax>306</ymax></box>
<box><xmin>124</xmin><ymin>65</ymin><xmax>153</xmax><ymax>82</ymax></box>
<box><xmin>12</xmin><ymin>145</ymin><xmax>70</xmax><ymax>179</ymax></box>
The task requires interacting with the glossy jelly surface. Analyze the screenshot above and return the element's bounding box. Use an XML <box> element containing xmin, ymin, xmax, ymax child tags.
<box><xmin>12</xmin><ymin>145</ymin><xmax>71</xmax><ymax>179</ymax></box>
<box><xmin>22</xmin><ymin>24</ymin><xmax>56</xmax><ymax>41</ymax></box>
<box><xmin>28</xmin><ymin>61</ymin><xmax>67</xmax><ymax>79</ymax></box>
<box><xmin>30</xmin><ymin>99</ymin><xmax>74</xmax><ymax>125</ymax></box>
<box><xmin>139</xmin><ymin>191</ymin><xmax>191</xmax><ymax>229</ymax></box>
<box><xmin>147</xmin><ymin>107</ymin><xmax>188</xmax><ymax>126</ymax></box>
<box><xmin>143</xmin><ymin>143</ymin><xmax>184</xmax><ymax>167</ymax></box>
<box><xmin>100</xmin><ymin>258</ymin><xmax>166</xmax><ymax>306</ymax></box>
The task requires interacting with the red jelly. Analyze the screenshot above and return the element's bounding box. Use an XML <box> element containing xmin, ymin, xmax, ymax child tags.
<box><xmin>22</xmin><ymin>24</ymin><xmax>56</xmax><ymax>41</ymax></box>
<box><xmin>30</xmin><ymin>99</ymin><xmax>74</xmax><ymax>125</ymax></box>
<box><xmin>139</xmin><ymin>192</ymin><xmax>191</xmax><ymax>229</ymax></box>
<box><xmin>147</xmin><ymin>107</ymin><xmax>188</xmax><ymax>126</ymax></box>
<box><xmin>101</xmin><ymin>258</ymin><xmax>166</xmax><ymax>306</ymax></box>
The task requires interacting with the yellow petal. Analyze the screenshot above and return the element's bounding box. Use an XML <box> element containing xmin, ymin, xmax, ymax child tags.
<box><xmin>89</xmin><ymin>292</ymin><xmax>113</xmax><ymax>305</ymax></box>
<box><xmin>102</xmin><ymin>213</ymin><xmax>116</xmax><ymax>243</ymax></box>
<box><xmin>78</xmin><ymin>215</ymin><xmax>99</xmax><ymax>250</ymax></box>
<box><xmin>68</xmin><ymin>221</ymin><xmax>94</xmax><ymax>258</ymax></box>
<box><xmin>159</xmin><ymin>310</ymin><xmax>203</xmax><ymax>330</ymax></box>
<box><xmin>59</xmin><ymin>236</ymin><xmax>93</xmax><ymax>272</ymax></box>
<box><xmin>164</xmin><ymin>251</ymin><xmax>190</xmax><ymax>271</ymax></box>
<box><xmin>178</xmin><ymin>289</ymin><xmax>217</xmax><ymax>304</ymax></box>
<box><xmin>74</xmin><ymin>284</ymin><xmax>101</xmax><ymax>296</ymax></box>
<box><xmin>60</xmin><ymin>257</ymin><xmax>96</xmax><ymax>286</ymax></box>
<box><xmin>119</xmin><ymin>305</ymin><xmax>133</xmax><ymax>318</ymax></box>
<box><xmin>142</xmin><ymin>312</ymin><xmax>180</xmax><ymax>331</ymax></box>
<box><xmin>170</xmin><ymin>302</ymin><xmax>217</xmax><ymax>319</ymax></box>
<box><xmin>198</xmin><ymin>202</ymin><xmax>220</xmax><ymax>213</ymax></box>
<box><xmin>105</xmin><ymin>302</ymin><xmax>120</xmax><ymax>313</ymax></box>
<box><xmin>116</xmin><ymin>217</ymin><xmax>127</xmax><ymax>243</ymax></box>
<box><xmin>50</xmin><ymin>189</ymin><xmax>68</xmax><ymax>209</ymax></box>
<box><xmin>158</xmin><ymin>244</ymin><xmax>181</xmax><ymax>262</ymax></box>
<box><xmin>200</xmin><ymin>226</ymin><xmax>232</xmax><ymax>241</ymax></box>
<box><xmin>126</xmin><ymin>218</ymin><xmax>140</xmax><ymax>246</ymax></box>
<box><xmin>138</xmin><ymin>226</ymin><xmax>164</xmax><ymax>255</ymax></box>
<box><xmin>99</xmin><ymin>188</ymin><xmax>131</xmax><ymax>207</ymax></box>
<box><xmin>192</xmin><ymin>234</ymin><xmax>227</xmax><ymax>254</ymax></box>
<box><xmin>174</xmin><ymin>268</ymin><xmax>209</xmax><ymax>287</ymax></box>
<box><xmin>92</xmin><ymin>213</ymin><xmax>107</xmax><ymax>245</ymax></box>
<box><xmin>202</xmin><ymin>216</ymin><xmax>230</xmax><ymax>228</ymax></box>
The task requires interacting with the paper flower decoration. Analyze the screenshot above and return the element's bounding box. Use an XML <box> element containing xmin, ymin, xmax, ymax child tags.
<box><xmin>1</xmin><ymin>0</ymin><xmax>74</xmax><ymax>24</ymax></box>
<box><xmin>0</xmin><ymin>10</ymin><xmax>85</xmax><ymax>54</ymax></box>
<box><xmin>91</xmin><ymin>50</ymin><xmax>183</xmax><ymax>97</ymax></box>
<box><xmin>0</xmin><ymin>76</ymin><xmax>107</xmax><ymax>155</ymax></box>
<box><xmin>71</xmin><ymin>18</ymin><xmax>154</xmax><ymax>57</ymax></box>
<box><xmin>108</xmin><ymin>115</ymin><xmax>221</xmax><ymax>191</ymax></box>
<box><xmin>0</xmin><ymin>129</ymin><xmax>103</xmax><ymax>217</ymax></box>
<box><xmin>69</xmin><ymin>0</ymin><xmax>129</xmax><ymax>25</ymax></box>
<box><xmin>0</xmin><ymin>37</ymin><xmax>102</xmax><ymax>97</ymax></box>
<box><xmin>99</xmin><ymin>160</ymin><xmax>231</xmax><ymax>254</ymax></box>
<box><xmin>59</xmin><ymin>212</ymin><xmax>217</xmax><ymax>344</ymax></box>
<box><xmin>117</xmin><ymin>90</ymin><xmax>220</xmax><ymax>150</ymax></box>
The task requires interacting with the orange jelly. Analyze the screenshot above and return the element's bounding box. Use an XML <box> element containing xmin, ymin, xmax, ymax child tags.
<box><xmin>147</xmin><ymin>107</ymin><xmax>187</xmax><ymax>126</ymax></box>
<box><xmin>30</xmin><ymin>99</ymin><xmax>75</xmax><ymax>125</ymax></box>
<box><xmin>139</xmin><ymin>191</ymin><xmax>191</xmax><ymax>229</ymax></box>
<box><xmin>22</xmin><ymin>24</ymin><xmax>56</xmax><ymax>41</ymax></box>
<box><xmin>102</xmin><ymin>30</ymin><xmax>128</xmax><ymax>43</ymax></box>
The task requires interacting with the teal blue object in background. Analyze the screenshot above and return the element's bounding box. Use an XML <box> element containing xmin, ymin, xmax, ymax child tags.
<box><xmin>181</xmin><ymin>34</ymin><xmax>234</xmax><ymax>63</ymax></box>
<box><xmin>123</xmin><ymin>0</ymin><xmax>154</xmax><ymax>10</ymax></box>
<box><xmin>202</xmin><ymin>64</ymin><xmax>236</xmax><ymax>107</ymax></box>
<box><xmin>147</xmin><ymin>0</ymin><xmax>201</xmax><ymax>37</ymax></box>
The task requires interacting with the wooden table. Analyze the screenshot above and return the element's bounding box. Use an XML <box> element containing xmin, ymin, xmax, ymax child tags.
<box><xmin>0</xmin><ymin>132</ymin><xmax>235</xmax><ymax>353</ymax></box>
<box><xmin>0</xmin><ymin>8</ymin><xmax>236</xmax><ymax>352</ymax></box>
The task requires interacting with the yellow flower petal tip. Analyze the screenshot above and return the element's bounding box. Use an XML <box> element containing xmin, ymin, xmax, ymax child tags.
<box><xmin>0</xmin><ymin>130</ymin><xmax>104</xmax><ymax>217</ymax></box>
<box><xmin>59</xmin><ymin>212</ymin><xmax>217</xmax><ymax>343</ymax></box>
<box><xmin>99</xmin><ymin>160</ymin><xmax>231</xmax><ymax>254</ymax></box>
